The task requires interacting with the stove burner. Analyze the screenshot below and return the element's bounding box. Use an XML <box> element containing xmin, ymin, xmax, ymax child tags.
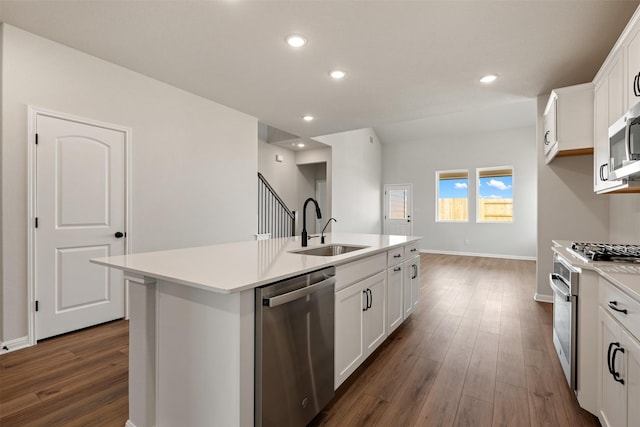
<box><xmin>570</xmin><ymin>242</ymin><xmax>640</xmax><ymax>263</ymax></box>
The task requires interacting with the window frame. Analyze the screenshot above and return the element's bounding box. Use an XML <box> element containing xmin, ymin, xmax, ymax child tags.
<box><xmin>475</xmin><ymin>165</ymin><xmax>514</xmax><ymax>223</ymax></box>
<box><xmin>435</xmin><ymin>169</ymin><xmax>469</xmax><ymax>223</ymax></box>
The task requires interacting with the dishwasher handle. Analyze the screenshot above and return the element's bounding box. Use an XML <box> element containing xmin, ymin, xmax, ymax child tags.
<box><xmin>263</xmin><ymin>276</ymin><xmax>335</xmax><ymax>308</ymax></box>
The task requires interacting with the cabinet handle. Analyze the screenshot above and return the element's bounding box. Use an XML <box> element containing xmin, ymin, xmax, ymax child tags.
<box><xmin>410</xmin><ymin>248</ymin><xmax>417</xmax><ymax>252</ymax></box>
<box><xmin>607</xmin><ymin>342</ymin><xmax>616</xmax><ymax>375</ymax></box>
<box><xmin>367</xmin><ymin>289</ymin><xmax>372</xmax><ymax>310</ymax></box>
<box><xmin>362</xmin><ymin>290</ymin><xmax>369</xmax><ymax>312</ymax></box>
<box><xmin>393</xmin><ymin>267</ymin><xmax>401</xmax><ymax>272</ymax></box>
<box><xmin>600</xmin><ymin>163</ymin><xmax>608</xmax><ymax>182</ymax></box>
<box><xmin>544</xmin><ymin>130</ymin><xmax>550</xmax><ymax>145</ymax></box>
<box><xmin>611</xmin><ymin>346</ymin><xmax>625</xmax><ymax>385</ymax></box>
<box><xmin>608</xmin><ymin>301</ymin><xmax>628</xmax><ymax>314</ymax></box>
<box><xmin>393</xmin><ymin>254</ymin><xmax>401</xmax><ymax>258</ymax></box>
<box><xmin>635</xmin><ymin>73</ymin><xmax>640</xmax><ymax>97</ymax></box>
<box><xmin>412</xmin><ymin>264</ymin><xmax>418</xmax><ymax>280</ymax></box>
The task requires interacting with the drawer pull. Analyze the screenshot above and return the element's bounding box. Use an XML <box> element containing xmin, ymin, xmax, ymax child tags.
<box><xmin>393</xmin><ymin>267</ymin><xmax>401</xmax><ymax>272</ymax></box>
<box><xmin>393</xmin><ymin>254</ymin><xmax>401</xmax><ymax>258</ymax></box>
<box><xmin>410</xmin><ymin>248</ymin><xmax>417</xmax><ymax>252</ymax></box>
<box><xmin>608</xmin><ymin>301</ymin><xmax>628</xmax><ymax>315</ymax></box>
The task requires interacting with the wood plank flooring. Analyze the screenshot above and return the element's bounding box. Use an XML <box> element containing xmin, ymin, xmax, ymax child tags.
<box><xmin>0</xmin><ymin>254</ymin><xmax>600</xmax><ymax>426</ymax></box>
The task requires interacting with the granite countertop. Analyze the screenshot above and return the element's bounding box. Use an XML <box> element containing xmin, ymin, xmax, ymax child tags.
<box><xmin>92</xmin><ymin>233</ymin><xmax>422</xmax><ymax>294</ymax></box>
<box><xmin>552</xmin><ymin>240</ymin><xmax>640</xmax><ymax>302</ymax></box>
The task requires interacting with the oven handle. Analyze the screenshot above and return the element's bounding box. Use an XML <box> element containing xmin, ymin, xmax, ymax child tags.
<box><xmin>549</xmin><ymin>274</ymin><xmax>571</xmax><ymax>302</ymax></box>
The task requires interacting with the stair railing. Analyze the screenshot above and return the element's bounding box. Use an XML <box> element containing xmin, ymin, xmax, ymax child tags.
<box><xmin>258</xmin><ymin>172</ymin><xmax>296</xmax><ymax>238</ymax></box>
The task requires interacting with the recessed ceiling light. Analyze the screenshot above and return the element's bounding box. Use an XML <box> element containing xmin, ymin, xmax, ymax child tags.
<box><xmin>297</xmin><ymin>143</ymin><xmax>306</xmax><ymax>148</ymax></box>
<box><xmin>329</xmin><ymin>70</ymin><xmax>347</xmax><ymax>79</ymax></box>
<box><xmin>285</xmin><ymin>34</ymin><xmax>307</xmax><ymax>48</ymax></box>
<box><xmin>480</xmin><ymin>74</ymin><xmax>498</xmax><ymax>83</ymax></box>
<box><xmin>302</xmin><ymin>115</ymin><xmax>314</xmax><ymax>122</ymax></box>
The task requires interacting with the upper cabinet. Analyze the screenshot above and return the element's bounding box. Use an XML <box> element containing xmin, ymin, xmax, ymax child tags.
<box><xmin>626</xmin><ymin>25</ymin><xmax>640</xmax><ymax>111</ymax></box>
<box><xmin>544</xmin><ymin>83</ymin><xmax>594</xmax><ymax>164</ymax></box>
<box><xmin>592</xmin><ymin>6</ymin><xmax>640</xmax><ymax>194</ymax></box>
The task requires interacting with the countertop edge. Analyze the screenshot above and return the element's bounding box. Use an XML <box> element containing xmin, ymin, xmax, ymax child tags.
<box><xmin>92</xmin><ymin>234</ymin><xmax>423</xmax><ymax>294</ymax></box>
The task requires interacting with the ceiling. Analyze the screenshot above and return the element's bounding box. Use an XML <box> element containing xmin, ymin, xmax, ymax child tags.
<box><xmin>1</xmin><ymin>0</ymin><xmax>638</xmax><ymax>143</ymax></box>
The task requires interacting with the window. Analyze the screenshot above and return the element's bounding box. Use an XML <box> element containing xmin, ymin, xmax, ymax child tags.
<box><xmin>477</xmin><ymin>166</ymin><xmax>513</xmax><ymax>222</ymax></box>
<box><xmin>436</xmin><ymin>170</ymin><xmax>468</xmax><ymax>222</ymax></box>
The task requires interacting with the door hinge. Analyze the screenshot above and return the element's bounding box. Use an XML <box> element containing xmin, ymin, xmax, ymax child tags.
<box><xmin>35</xmin><ymin>217</ymin><xmax>38</xmax><ymax>228</ymax></box>
<box><xmin>35</xmin><ymin>300</ymin><xmax>39</xmax><ymax>312</ymax></box>
<box><xmin>35</xmin><ymin>133</ymin><xmax>39</xmax><ymax>145</ymax></box>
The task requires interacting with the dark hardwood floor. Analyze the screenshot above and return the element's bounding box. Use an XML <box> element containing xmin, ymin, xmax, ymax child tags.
<box><xmin>0</xmin><ymin>254</ymin><xmax>599</xmax><ymax>426</ymax></box>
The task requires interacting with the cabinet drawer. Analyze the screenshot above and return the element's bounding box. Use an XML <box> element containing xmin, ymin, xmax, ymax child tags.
<box><xmin>335</xmin><ymin>253</ymin><xmax>386</xmax><ymax>292</ymax></box>
<box><xmin>387</xmin><ymin>247</ymin><xmax>405</xmax><ymax>266</ymax></box>
<box><xmin>404</xmin><ymin>242</ymin><xmax>420</xmax><ymax>259</ymax></box>
<box><xmin>600</xmin><ymin>277</ymin><xmax>640</xmax><ymax>340</ymax></box>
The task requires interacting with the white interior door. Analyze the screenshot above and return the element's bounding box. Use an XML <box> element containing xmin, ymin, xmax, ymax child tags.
<box><xmin>383</xmin><ymin>184</ymin><xmax>413</xmax><ymax>236</ymax></box>
<box><xmin>35</xmin><ymin>113</ymin><xmax>126</xmax><ymax>340</ymax></box>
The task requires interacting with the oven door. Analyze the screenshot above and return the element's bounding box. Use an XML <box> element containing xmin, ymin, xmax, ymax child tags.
<box><xmin>549</xmin><ymin>273</ymin><xmax>577</xmax><ymax>391</ymax></box>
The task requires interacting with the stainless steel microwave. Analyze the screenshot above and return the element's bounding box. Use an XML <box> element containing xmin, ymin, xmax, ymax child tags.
<box><xmin>609</xmin><ymin>101</ymin><xmax>640</xmax><ymax>180</ymax></box>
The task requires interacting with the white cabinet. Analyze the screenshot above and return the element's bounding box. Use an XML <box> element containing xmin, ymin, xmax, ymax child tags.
<box><xmin>598</xmin><ymin>277</ymin><xmax>640</xmax><ymax>427</ymax></box>
<box><xmin>543</xmin><ymin>83</ymin><xmax>594</xmax><ymax>164</ymax></box>
<box><xmin>335</xmin><ymin>270</ymin><xmax>386</xmax><ymax>388</ymax></box>
<box><xmin>403</xmin><ymin>254</ymin><xmax>420</xmax><ymax>319</ymax></box>
<box><xmin>386</xmin><ymin>246</ymin><xmax>406</xmax><ymax>334</ymax></box>
<box><xmin>387</xmin><ymin>264</ymin><xmax>404</xmax><ymax>334</ymax></box>
<box><xmin>626</xmin><ymin>24</ymin><xmax>640</xmax><ymax>111</ymax></box>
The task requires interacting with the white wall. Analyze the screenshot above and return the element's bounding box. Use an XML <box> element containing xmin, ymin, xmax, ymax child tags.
<box><xmin>1</xmin><ymin>25</ymin><xmax>258</xmax><ymax>343</ymax></box>
<box><xmin>382</xmin><ymin>126</ymin><xmax>537</xmax><ymax>258</ymax></box>
<box><xmin>315</xmin><ymin>129</ymin><xmax>382</xmax><ymax>234</ymax></box>
<box><xmin>535</xmin><ymin>94</ymin><xmax>609</xmax><ymax>299</ymax></box>
<box><xmin>257</xmin><ymin>140</ymin><xmax>298</xmax><ymax>209</ymax></box>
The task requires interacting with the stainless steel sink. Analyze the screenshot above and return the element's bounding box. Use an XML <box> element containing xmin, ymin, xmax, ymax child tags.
<box><xmin>291</xmin><ymin>244</ymin><xmax>369</xmax><ymax>257</ymax></box>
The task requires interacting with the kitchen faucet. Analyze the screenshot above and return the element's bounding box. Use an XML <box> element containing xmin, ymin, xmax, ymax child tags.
<box><xmin>320</xmin><ymin>218</ymin><xmax>337</xmax><ymax>244</ymax></box>
<box><xmin>301</xmin><ymin>197</ymin><xmax>322</xmax><ymax>247</ymax></box>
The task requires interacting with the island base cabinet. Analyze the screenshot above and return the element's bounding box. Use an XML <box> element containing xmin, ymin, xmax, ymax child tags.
<box><xmin>335</xmin><ymin>271</ymin><xmax>387</xmax><ymax>389</ymax></box>
<box><xmin>622</xmin><ymin>329</ymin><xmax>640</xmax><ymax>427</ymax></box>
<box><xmin>387</xmin><ymin>265</ymin><xmax>404</xmax><ymax>334</ymax></box>
<box><xmin>403</xmin><ymin>255</ymin><xmax>420</xmax><ymax>319</ymax></box>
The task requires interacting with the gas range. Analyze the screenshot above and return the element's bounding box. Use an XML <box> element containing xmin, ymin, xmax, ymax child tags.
<box><xmin>568</xmin><ymin>242</ymin><xmax>640</xmax><ymax>263</ymax></box>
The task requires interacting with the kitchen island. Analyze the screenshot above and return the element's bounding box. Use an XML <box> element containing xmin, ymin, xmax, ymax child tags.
<box><xmin>92</xmin><ymin>233</ymin><xmax>421</xmax><ymax>427</ymax></box>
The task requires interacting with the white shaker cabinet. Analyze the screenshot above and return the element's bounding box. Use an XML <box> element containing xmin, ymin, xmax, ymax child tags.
<box><xmin>626</xmin><ymin>24</ymin><xmax>640</xmax><ymax>111</ymax></box>
<box><xmin>543</xmin><ymin>83</ymin><xmax>594</xmax><ymax>164</ymax></box>
<box><xmin>403</xmin><ymin>249</ymin><xmax>420</xmax><ymax>319</ymax></box>
<box><xmin>598</xmin><ymin>276</ymin><xmax>640</xmax><ymax>427</ymax></box>
<box><xmin>387</xmin><ymin>264</ymin><xmax>404</xmax><ymax>334</ymax></box>
<box><xmin>334</xmin><ymin>270</ymin><xmax>387</xmax><ymax>388</ymax></box>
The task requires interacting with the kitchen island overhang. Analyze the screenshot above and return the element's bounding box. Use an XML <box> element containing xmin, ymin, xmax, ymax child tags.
<box><xmin>92</xmin><ymin>233</ymin><xmax>422</xmax><ymax>427</ymax></box>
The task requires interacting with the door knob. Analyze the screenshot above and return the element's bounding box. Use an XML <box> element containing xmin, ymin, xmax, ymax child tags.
<box><xmin>114</xmin><ymin>231</ymin><xmax>125</xmax><ymax>238</ymax></box>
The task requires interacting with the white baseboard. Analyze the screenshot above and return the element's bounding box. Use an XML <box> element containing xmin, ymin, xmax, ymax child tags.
<box><xmin>125</xmin><ymin>420</ymin><xmax>137</xmax><ymax>427</ymax></box>
<box><xmin>419</xmin><ymin>249</ymin><xmax>536</xmax><ymax>261</ymax></box>
<box><xmin>0</xmin><ymin>336</ymin><xmax>32</xmax><ymax>354</ymax></box>
<box><xmin>534</xmin><ymin>293</ymin><xmax>553</xmax><ymax>303</ymax></box>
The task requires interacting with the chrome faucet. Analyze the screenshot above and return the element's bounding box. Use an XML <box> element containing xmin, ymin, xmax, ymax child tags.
<box><xmin>320</xmin><ymin>218</ymin><xmax>337</xmax><ymax>244</ymax></box>
<box><xmin>301</xmin><ymin>197</ymin><xmax>322</xmax><ymax>247</ymax></box>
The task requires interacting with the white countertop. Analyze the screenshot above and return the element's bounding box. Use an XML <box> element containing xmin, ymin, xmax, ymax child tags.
<box><xmin>552</xmin><ymin>240</ymin><xmax>640</xmax><ymax>302</ymax></box>
<box><xmin>92</xmin><ymin>233</ymin><xmax>421</xmax><ymax>294</ymax></box>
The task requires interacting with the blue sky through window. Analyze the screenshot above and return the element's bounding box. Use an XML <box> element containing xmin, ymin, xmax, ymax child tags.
<box><xmin>478</xmin><ymin>176</ymin><xmax>512</xmax><ymax>199</ymax></box>
<box><xmin>438</xmin><ymin>178</ymin><xmax>468</xmax><ymax>199</ymax></box>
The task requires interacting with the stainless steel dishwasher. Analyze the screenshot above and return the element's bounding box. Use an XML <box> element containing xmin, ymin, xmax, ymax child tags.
<box><xmin>255</xmin><ymin>266</ymin><xmax>335</xmax><ymax>427</ymax></box>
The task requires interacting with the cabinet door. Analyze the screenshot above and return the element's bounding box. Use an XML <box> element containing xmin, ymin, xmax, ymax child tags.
<box><xmin>403</xmin><ymin>256</ymin><xmax>420</xmax><ymax>318</ymax></box>
<box><xmin>609</xmin><ymin>54</ymin><xmax>626</xmax><ymax>127</ymax></box>
<box><xmin>543</xmin><ymin>96</ymin><xmax>557</xmax><ymax>156</ymax></box>
<box><xmin>621</xmin><ymin>328</ymin><xmax>640</xmax><ymax>427</ymax></box>
<box><xmin>627</xmin><ymin>26</ymin><xmax>640</xmax><ymax>111</ymax></box>
<box><xmin>599</xmin><ymin>307</ymin><xmax>627</xmax><ymax>427</ymax></box>
<box><xmin>387</xmin><ymin>265</ymin><xmax>403</xmax><ymax>334</ymax></box>
<box><xmin>335</xmin><ymin>280</ymin><xmax>366</xmax><ymax>388</ymax></box>
<box><xmin>363</xmin><ymin>272</ymin><xmax>387</xmax><ymax>356</ymax></box>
